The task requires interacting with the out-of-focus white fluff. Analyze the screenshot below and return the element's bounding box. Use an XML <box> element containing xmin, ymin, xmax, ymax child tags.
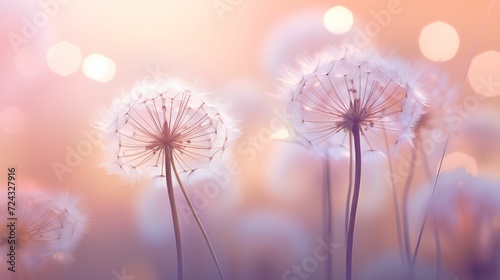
<box><xmin>0</xmin><ymin>189</ymin><xmax>88</xmax><ymax>269</ymax></box>
<box><xmin>49</xmin><ymin>193</ymin><xmax>89</xmax><ymax>263</ymax></box>
<box><xmin>411</xmin><ymin>170</ymin><xmax>500</xmax><ymax>278</ymax></box>
<box><xmin>411</xmin><ymin>170</ymin><xmax>500</xmax><ymax>233</ymax></box>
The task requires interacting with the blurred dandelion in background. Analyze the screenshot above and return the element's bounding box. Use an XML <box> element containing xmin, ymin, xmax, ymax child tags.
<box><xmin>284</xmin><ymin>45</ymin><xmax>427</xmax><ymax>280</ymax></box>
<box><xmin>0</xmin><ymin>190</ymin><xmax>88</xmax><ymax>275</ymax></box>
<box><xmin>411</xmin><ymin>170</ymin><xmax>500</xmax><ymax>279</ymax></box>
<box><xmin>1</xmin><ymin>0</ymin><xmax>499</xmax><ymax>279</ymax></box>
<box><xmin>230</xmin><ymin>211</ymin><xmax>312</xmax><ymax>280</ymax></box>
<box><xmin>398</xmin><ymin>69</ymin><xmax>457</xmax><ymax>276</ymax></box>
<box><xmin>97</xmin><ymin>78</ymin><xmax>238</xmax><ymax>280</ymax></box>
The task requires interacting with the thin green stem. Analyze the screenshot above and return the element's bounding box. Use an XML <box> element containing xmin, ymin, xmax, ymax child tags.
<box><xmin>383</xmin><ymin>127</ymin><xmax>405</xmax><ymax>267</ymax></box>
<box><xmin>171</xmin><ymin>157</ymin><xmax>226</xmax><ymax>280</ymax></box>
<box><xmin>165</xmin><ymin>149</ymin><xmax>183</xmax><ymax>280</ymax></box>
<box><xmin>346</xmin><ymin>123</ymin><xmax>362</xmax><ymax>280</ymax></box>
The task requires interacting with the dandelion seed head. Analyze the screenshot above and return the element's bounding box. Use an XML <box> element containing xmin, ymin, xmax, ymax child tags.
<box><xmin>97</xmin><ymin>78</ymin><xmax>238</xmax><ymax>184</ymax></box>
<box><xmin>412</xmin><ymin>170</ymin><xmax>500</xmax><ymax>233</ymax></box>
<box><xmin>283</xmin><ymin>45</ymin><xmax>427</xmax><ymax>155</ymax></box>
<box><xmin>415</xmin><ymin>68</ymin><xmax>457</xmax><ymax>131</ymax></box>
<box><xmin>49</xmin><ymin>193</ymin><xmax>88</xmax><ymax>263</ymax></box>
<box><xmin>0</xmin><ymin>190</ymin><xmax>88</xmax><ymax>268</ymax></box>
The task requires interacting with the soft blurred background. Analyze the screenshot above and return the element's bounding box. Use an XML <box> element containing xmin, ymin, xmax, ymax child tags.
<box><xmin>0</xmin><ymin>0</ymin><xmax>499</xmax><ymax>279</ymax></box>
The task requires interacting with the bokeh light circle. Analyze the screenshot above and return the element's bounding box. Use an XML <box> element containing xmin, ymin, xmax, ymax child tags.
<box><xmin>82</xmin><ymin>53</ymin><xmax>116</xmax><ymax>83</ymax></box>
<box><xmin>46</xmin><ymin>41</ymin><xmax>82</xmax><ymax>76</ymax></box>
<box><xmin>0</xmin><ymin>107</ymin><xmax>26</xmax><ymax>135</ymax></box>
<box><xmin>441</xmin><ymin>152</ymin><xmax>478</xmax><ymax>177</ymax></box>
<box><xmin>323</xmin><ymin>6</ymin><xmax>354</xmax><ymax>34</ymax></box>
<box><xmin>271</xmin><ymin>128</ymin><xmax>289</xmax><ymax>140</ymax></box>
<box><xmin>419</xmin><ymin>21</ymin><xmax>459</xmax><ymax>62</ymax></box>
<box><xmin>468</xmin><ymin>50</ymin><xmax>500</xmax><ymax>97</ymax></box>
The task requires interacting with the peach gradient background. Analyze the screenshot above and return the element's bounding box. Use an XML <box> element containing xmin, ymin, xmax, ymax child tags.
<box><xmin>0</xmin><ymin>0</ymin><xmax>499</xmax><ymax>279</ymax></box>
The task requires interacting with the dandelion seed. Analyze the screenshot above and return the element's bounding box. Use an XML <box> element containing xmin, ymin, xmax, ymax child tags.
<box><xmin>0</xmin><ymin>190</ymin><xmax>88</xmax><ymax>271</ymax></box>
<box><xmin>97</xmin><ymin>78</ymin><xmax>236</xmax><ymax>280</ymax></box>
<box><xmin>283</xmin><ymin>45</ymin><xmax>427</xmax><ymax>280</ymax></box>
<box><xmin>415</xmin><ymin>69</ymin><xmax>457</xmax><ymax>133</ymax></box>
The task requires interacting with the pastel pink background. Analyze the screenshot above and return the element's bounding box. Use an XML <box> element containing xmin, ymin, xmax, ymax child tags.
<box><xmin>0</xmin><ymin>1</ymin><xmax>499</xmax><ymax>279</ymax></box>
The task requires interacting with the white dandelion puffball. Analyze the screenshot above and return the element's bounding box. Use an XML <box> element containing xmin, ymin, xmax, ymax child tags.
<box><xmin>416</xmin><ymin>68</ymin><xmax>456</xmax><ymax>131</ymax></box>
<box><xmin>284</xmin><ymin>46</ymin><xmax>427</xmax><ymax>154</ymax></box>
<box><xmin>0</xmin><ymin>190</ymin><xmax>88</xmax><ymax>269</ymax></box>
<box><xmin>98</xmin><ymin>78</ymin><xmax>238</xmax><ymax>183</ymax></box>
<box><xmin>412</xmin><ymin>170</ymin><xmax>500</xmax><ymax>234</ymax></box>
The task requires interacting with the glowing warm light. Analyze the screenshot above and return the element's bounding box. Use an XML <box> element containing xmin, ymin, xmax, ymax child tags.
<box><xmin>82</xmin><ymin>53</ymin><xmax>116</xmax><ymax>83</ymax></box>
<box><xmin>0</xmin><ymin>107</ymin><xmax>26</xmax><ymax>135</ymax></box>
<box><xmin>303</xmin><ymin>104</ymin><xmax>313</xmax><ymax>111</ymax></box>
<box><xmin>419</xmin><ymin>21</ymin><xmax>459</xmax><ymax>62</ymax></box>
<box><xmin>52</xmin><ymin>252</ymin><xmax>70</xmax><ymax>262</ymax></box>
<box><xmin>468</xmin><ymin>50</ymin><xmax>500</xmax><ymax>97</ymax></box>
<box><xmin>46</xmin><ymin>41</ymin><xmax>82</xmax><ymax>76</ymax></box>
<box><xmin>271</xmin><ymin>128</ymin><xmax>289</xmax><ymax>139</ymax></box>
<box><xmin>441</xmin><ymin>152</ymin><xmax>478</xmax><ymax>177</ymax></box>
<box><xmin>323</xmin><ymin>6</ymin><xmax>353</xmax><ymax>34</ymax></box>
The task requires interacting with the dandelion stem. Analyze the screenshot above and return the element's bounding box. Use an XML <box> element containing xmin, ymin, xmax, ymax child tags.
<box><xmin>433</xmin><ymin>216</ymin><xmax>441</xmax><ymax>279</ymax></box>
<box><xmin>413</xmin><ymin>0</ymin><xmax>494</xmax><ymax>267</ymax></box>
<box><xmin>383</xmin><ymin>127</ymin><xmax>405</xmax><ymax>268</ymax></box>
<box><xmin>171</xmin><ymin>157</ymin><xmax>226</xmax><ymax>280</ymax></box>
<box><xmin>345</xmin><ymin>132</ymin><xmax>354</xmax><ymax>241</ymax></box>
<box><xmin>402</xmin><ymin>140</ymin><xmax>418</xmax><ymax>279</ymax></box>
<box><xmin>346</xmin><ymin>122</ymin><xmax>362</xmax><ymax>280</ymax></box>
<box><xmin>323</xmin><ymin>148</ymin><xmax>332</xmax><ymax>280</ymax></box>
<box><xmin>419</xmin><ymin>136</ymin><xmax>434</xmax><ymax>181</ymax></box>
<box><xmin>164</xmin><ymin>149</ymin><xmax>184</xmax><ymax>280</ymax></box>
